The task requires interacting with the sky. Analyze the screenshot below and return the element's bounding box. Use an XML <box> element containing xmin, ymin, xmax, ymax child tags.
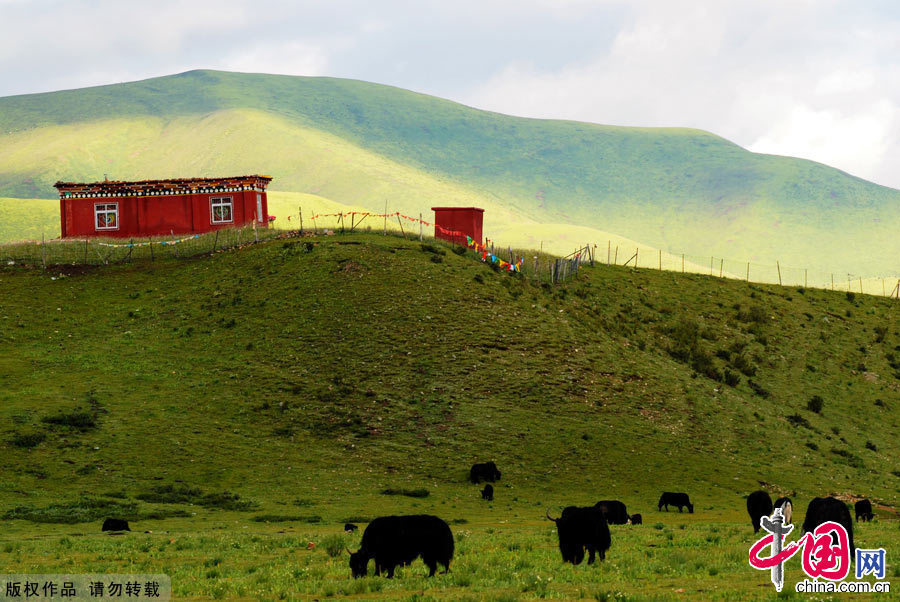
<box><xmin>1</xmin><ymin>0</ymin><xmax>898</xmax><ymax>188</ymax></box>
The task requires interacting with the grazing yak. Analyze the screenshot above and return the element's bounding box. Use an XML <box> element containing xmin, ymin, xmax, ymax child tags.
<box><xmin>469</xmin><ymin>461</ymin><xmax>501</xmax><ymax>484</ymax></box>
<box><xmin>855</xmin><ymin>499</ymin><xmax>874</xmax><ymax>522</ymax></box>
<box><xmin>594</xmin><ymin>500</ymin><xmax>630</xmax><ymax>525</ymax></box>
<box><xmin>658</xmin><ymin>492</ymin><xmax>694</xmax><ymax>513</ymax></box>
<box><xmin>747</xmin><ymin>490</ymin><xmax>774</xmax><ymax>533</ymax></box>
<box><xmin>481</xmin><ymin>484</ymin><xmax>494</xmax><ymax>501</ymax></box>
<box><xmin>630</xmin><ymin>513</ymin><xmax>642</xmax><ymax>525</ymax></box>
<box><xmin>802</xmin><ymin>497</ymin><xmax>854</xmax><ymax>555</ymax></box>
<box><xmin>773</xmin><ymin>497</ymin><xmax>793</xmax><ymax>525</ymax></box>
<box><xmin>546</xmin><ymin>506</ymin><xmax>611</xmax><ymax>565</ymax></box>
<box><xmin>344</xmin><ymin>523</ymin><xmax>359</xmax><ymax>533</ymax></box>
<box><xmin>101</xmin><ymin>518</ymin><xmax>130</xmax><ymax>532</ymax></box>
<box><xmin>349</xmin><ymin>515</ymin><xmax>454</xmax><ymax>578</ymax></box>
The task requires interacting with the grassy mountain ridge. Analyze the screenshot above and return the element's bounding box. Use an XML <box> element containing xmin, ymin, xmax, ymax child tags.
<box><xmin>2</xmin><ymin>233</ymin><xmax>897</xmax><ymax>504</ymax></box>
<box><xmin>2</xmin><ymin>69</ymin><xmax>899</xmax><ymax>276</ymax></box>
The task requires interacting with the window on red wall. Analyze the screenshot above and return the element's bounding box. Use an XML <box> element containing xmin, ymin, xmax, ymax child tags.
<box><xmin>211</xmin><ymin>196</ymin><xmax>234</xmax><ymax>224</ymax></box>
<box><xmin>94</xmin><ymin>203</ymin><xmax>119</xmax><ymax>231</ymax></box>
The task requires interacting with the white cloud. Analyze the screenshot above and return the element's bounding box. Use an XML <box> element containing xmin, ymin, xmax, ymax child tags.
<box><xmin>748</xmin><ymin>101</ymin><xmax>896</xmax><ymax>178</ymax></box>
<box><xmin>215</xmin><ymin>41</ymin><xmax>329</xmax><ymax>77</ymax></box>
<box><xmin>464</xmin><ymin>1</ymin><xmax>900</xmax><ymax>187</ymax></box>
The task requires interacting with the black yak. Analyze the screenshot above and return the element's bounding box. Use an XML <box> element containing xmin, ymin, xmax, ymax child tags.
<box><xmin>469</xmin><ymin>461</ymin><xmax>501</xmax><ymax>484</ymax></box>
<box><xmin>481</xmin><ymin>484</ymin><xmax>494</xmax><ymax>501</ymax></box>
<box><xmin>546</xmin><ymin>506</ymin><xmax>611</xmax><ymax>565</ymax></box>
<box><xmin>630</xmin><ymin>513</ymin><xmax>642</xmax><ymax>525</ymax></box>
<box><xmin>101</xmin><ymin>518</ymin><xmax>130</xmax><ymax>532</ymax></box>
<box><xmin>344</xmin><ymin>523</ymin><xmax>359</xmax><ymax>533</ymax></box>
<box><xmin>349</xmin><ymin>515</ymin><xmax>454</xmax><ymax>578</ymax></box>
<box><xmin>746</xmin><ymin>490</ymin><xmax>774</xmax><ymax>533</ymax></box>
<box><xmin>773</xmin><ymin>497</ymin><xmax>793</xmax><ymax>524</ymax></box>
<box><xmin>594</xmin><ymin>500</ymin><xmax>630</xmax><ymax>525</ymax></box>
<box><xmin>802</xmin><ymin>497</ymin><xmax>854</xmax><ymax>555</ymax></box>
<box><xmin>855</xmin><ymin>499</ymin><xmax>873</xmax><ymax>522</ymax></box>
<box><xmin>658</xmin><ymin>492</ymin><xmax>693</xmax><ymax>513</ymax></box>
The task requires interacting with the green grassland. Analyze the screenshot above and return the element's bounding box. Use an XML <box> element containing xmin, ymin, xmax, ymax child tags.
<box><xmin>2</xmin><ymin>70</ymin><xmax>900</xmax><ymax>277</ymax></box>
<box><xmin>0</xmin><ymin>197</ymin><xmax>59</xmax><ymax>242</ymax></box>
<box><xmin>0</xmin><ymin>232</ymin><xmax>898</xmax><ymax>599</ymax></box>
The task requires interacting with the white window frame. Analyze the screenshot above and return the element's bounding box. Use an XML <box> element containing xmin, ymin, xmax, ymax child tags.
<box><xmin>210</xmin><ymin>196</ymin><xmax>234</xmax><ymax>225</ymax></box>
<box><xmin>94</xmin><ymin>203</ymin><xmax>119</xmax><ymax>231</ymax></box>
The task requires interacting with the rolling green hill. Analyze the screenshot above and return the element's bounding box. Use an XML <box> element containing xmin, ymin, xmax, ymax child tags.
<box><xmin>0</xmin><ymin>234</ymin><xmax>898</xmax><ymax>598</ymax></box>
<box><xmin>1</xmin><ymin>69</ymin><xmax>899</xmax><ymax>279</ymax></box>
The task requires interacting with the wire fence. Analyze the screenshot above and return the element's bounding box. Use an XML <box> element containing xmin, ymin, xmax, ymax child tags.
<box><xmin>3</xmin><ymin>207</ymin><xmax>897</xmax><ymax>298</ymax></box>
<box><xmin>599</xmin><ymin>242</ymin><xmax>900</xmax><ymax>298</ymax></box>
<box><xmin>302</xmin><ymin>210</ymin><xmax>593</xmax><ymax>284</ymax></box>
<box><xmin>0</xmin><ymin>223</ymin><xmax>282</xmax><ymax>267</ymax></box>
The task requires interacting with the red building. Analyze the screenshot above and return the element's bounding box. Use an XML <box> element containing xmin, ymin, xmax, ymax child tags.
<box><xmin>431</xmin><ymin>206</ymin><xmax>484</xmax><ymax>246</ymax></box>
<box><xmin>54</xmin><ymin>175</ymin><xmax>273</xmax><ymax>238</ymax></box>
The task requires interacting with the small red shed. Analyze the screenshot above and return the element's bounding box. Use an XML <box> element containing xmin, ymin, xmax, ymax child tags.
<box><xmin>54</xmin><ymin>175</ymin><xmax>273</xmax><ymax>238</ymax></box>
<box><xmin>431</xmin><ymin>206</ymin><xmax>484</xmax><ymax>246</ymax></box>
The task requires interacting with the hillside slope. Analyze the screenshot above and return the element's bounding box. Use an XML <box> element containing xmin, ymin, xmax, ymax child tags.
<box><xmin>1</xmin><ymin>70</ymin><xmax>899</xmax><ymax>276</ymax></box>
<box><xmin>1</xmin><ymin>233</ymin><xmax>897</xmax><ymax>516</ymax></box>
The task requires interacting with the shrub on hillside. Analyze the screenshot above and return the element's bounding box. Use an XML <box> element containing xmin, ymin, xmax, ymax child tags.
<box><xmin>737</xmin><ymin>305</ymin><xmax>768</xmax><ymax>324</ymax></box>
<box><xmin>787</xmin><ymin>414</ymin><xmax>812</xmax><ymax>429</ymax></box>
<box><xmin>41</xmin><ymin>410</ymin><xmax>97</xmax><ymax>431</ymax></box>
<box><xmin>379</xmin><ymin>488</ymin><xmax>429</xmax><ymax>498</ymax></box>
<box><xmin>723</xmin><ymin>369</ymin><xmax>741</xmax><ymax>387</ymax></box>
<box><xmin>320</xmin><ymin>534</ymin><xmax>347</xmax><ymax>558</ymax></box>
<box><xmin>748</xmin><ymin>380</ymin><xmax>770</xmax><ymax>399</ymax></box>
<box><xmin>731</xmin><ymin>353</ymin><xmax>757</xmax><ymax>377</ymax></box>
<box><xmin>10</xmin><ymin>432</ymin><xmax>45</xmax><ymax>448</ymax></box>
<box><xmin>807</xmin><ymin>395</ymin><xmax>824</xmax><ymax>414</ymax></box>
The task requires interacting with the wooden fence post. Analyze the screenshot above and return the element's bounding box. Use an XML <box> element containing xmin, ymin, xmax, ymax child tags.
<box><xmin>396</xmin><ymin>214</ymin><xmax>406</xmax><ymax>239</ymax></box>
<box><xmin>212</xmin><ymin>230</ymin><xmax>219</xmax><ymax>253</ymax></box>
<box><xmin>419</xmin><ymin>213</ymin><xmax>423</xmax><ymax>241</ymax></box>
<box><xmin>746</xmin><ymin>262</ymin><xmax>750</xmax><ymax>282</ymax></box>
<box><xmin>40</xmin><ymin>232</ymin><xmax>46</xmax><ymax>269</ymax></box>
<box><xmin>149</xmin><ymin>236</ymin><xmax>154</xmax><ymax>261</ymax></box>
<box><xmin>719</xmin><ymin>258</ymin><xmax>723</xmax><ymax>278</ymax></box>
<box><xmin>614</xmin><ymin>246</ymin><xmax>618</xmax><ymax>265</ymax></box>
<box><xmin>299</xmin><ymin>206</ymin><xmax>303</xmax><ymax>235</ymax></box>
<box><xmin>84</xmin><ymin>238</ymin><xmax>88</xmax><ymax>264</ymax></box>
<box><xmin>777</xmin><ymin>261</ymin><xmax>782</xmax><ymax>286</ymax></box>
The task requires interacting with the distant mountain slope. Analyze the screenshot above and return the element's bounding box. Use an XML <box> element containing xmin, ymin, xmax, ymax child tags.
<box><xmin>1</xmin><ymin>69</ymin><xmax>898</xmax><ymax>275</ymax></box>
